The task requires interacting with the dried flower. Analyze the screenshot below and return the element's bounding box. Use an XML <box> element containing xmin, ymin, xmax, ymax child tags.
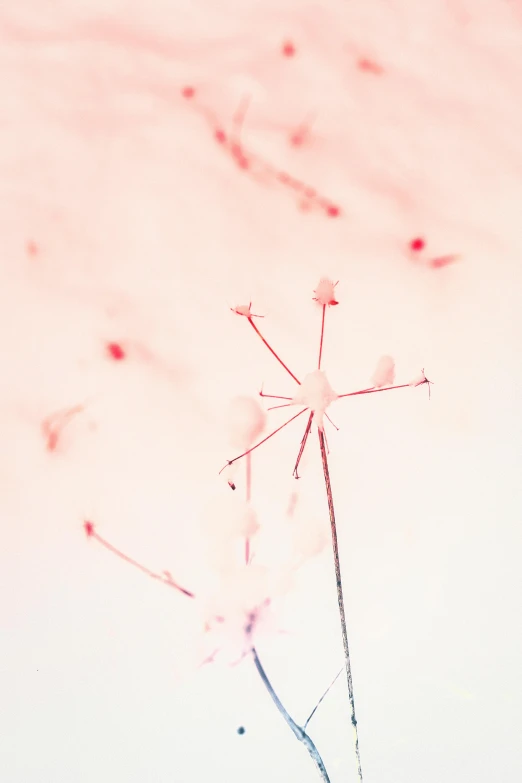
<box><xmin>292</xmin><ymin>370</ymin><xmax>338</xmax><ymax>432</ymax></box>
<box><xmin>313</xmin><ymin>278</ymin><xmax>339</xmax><ymax>307</ymax></box>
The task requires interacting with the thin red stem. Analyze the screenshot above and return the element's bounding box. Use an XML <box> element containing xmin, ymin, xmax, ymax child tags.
<box><xmin>322</xmin><ymin>425</ymin><xmax>330</xmax><ymax>456</ymax></box>
<box><xmin>338</xmin><ymin>383</ymin><xmax>409</xmax><ymax>399</ymax></box>
<box><xmin>259</xmin><ymin>391</ymin><xmax>293</xmax><ymax>401</ymax></box>
<box><xmin>324</xmin><ymin>412</ymin><xmax>339</xmax><ymax>431</ymax></box>
<box><xmin>85</xmin><ymin>525</ymin><xmax>195</xmax><ymax>598</ymax></box>
<box><xmin>219</xmin><ymin>407</ymin><xmax>308</xmax><ymax>474</ymax></box>
<box><xmin>247</xmin><ymin>317</ymin><xmax>300</xmax><ymax>384</ymax></box>
<box><xmin>293</xmin><ymin>411</ymin><xmax>314</xmax><ymax>479</ymax></box>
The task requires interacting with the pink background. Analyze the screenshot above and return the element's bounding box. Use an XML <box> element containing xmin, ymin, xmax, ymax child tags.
<box><xmin>1</xmin><ymin>2</ymin><xmax>521</xmax><ymax>781</ymax></box>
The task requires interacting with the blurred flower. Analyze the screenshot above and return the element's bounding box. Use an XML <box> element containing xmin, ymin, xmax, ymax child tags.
<box><xmin>197</xmin><ymin>564</ymin><xmax>291</xmax><ymax>665</ymax></box>
<box><xmin>313</xmin><ymin>278</ymin><xmax>339</xmax><ymax>306</ymax></box>
<box><xmin>370</xmin><ymin>355</ymin><xmax>396</xmax><ymax>388</ymax></box>
<box><xmin>226</xmin><ymin>396</ymin><xmax>267</xmax><ymax>450</ymax></box>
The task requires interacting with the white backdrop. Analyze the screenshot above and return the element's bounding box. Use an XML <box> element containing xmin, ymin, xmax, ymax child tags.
<box><xmin>1</xmin><ymin>2</ymin><xmax>521</xmax><ymax>782</ymax></box>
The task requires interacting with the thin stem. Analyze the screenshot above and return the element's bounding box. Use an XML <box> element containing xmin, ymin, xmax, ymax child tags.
<box><xmin>338</xmin><ymin>383</ymin><xmax>409</xmax><ymax>399</ymax></box>
<box><xmin>318</xmin><ymin>430</ymin><xmax>363</xmax><ymax>782</ymax></box>
<box><xmin>247</xmin><ymin>317</ymin><xmax>301</xmax><ymax>385</ymax></box>
<box><xmin>219</xmin><ymin>407</ymin><xmax>308</xmax><ymax>474</ymax></box>
<box><xmin>304</xmin><ymin>667</ymin><xmax>343</xmax><ymax>730</ymax></box>
<box><xmin>318</xmin><ymin>305</ymin><xmax>326</xmax><ymax>369</ymax></box>
<box><xmin>293</xmin><ymin>411</ymin><xmax>314</xmax><ymax>479</ymax></box>
<box><xmin>251</xmin><ymin>647</ymin><xmax>331</xmax><ymax>783</ymax></box>
<box><xmin>324</xmin><ymin>412</ymin><xmax>339</xmax><ymax>431</ymax></box>
<box><xmin>83</xmin><ymin>522</ymin><xmax>195</xmax><ymax>598</ymax></box>
<box><xmin>259</xmin><ymin>390</ymin><xmax>293</xmax><ymax>401</ymax></box>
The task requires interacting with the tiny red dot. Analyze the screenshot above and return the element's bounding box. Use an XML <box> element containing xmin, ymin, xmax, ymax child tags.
<box><xmin>84</xmin><ymin>521</ymin><xmax>95</xmax><ymax>537</ymax></box>
<box><xmin>410</xmin><ymin>237</ymin><xmax>425</xmax><ymax>252</ymax></box>
<box><xmin>282</xmin><ymin>41</ymin><xmax>295</xmax><ymax>57</ymax></box>
<box><xmin>326</xmin><ymin>205</ymin><xmax>340</xmax><ymax>218</ymax></box>
<box><xmin>107</xmin><ymin>342</ymin><xmax>125</xmax><ymax>361</ymax></box>
<box><xmin>357</xmin><ymin>58</ymin><xmax>384</xmax><ymax>75</ymax></box>
<box><xmin>181</xmin><ymin>86</ymin><xmax>195</xmax><ymax>99</ymax></box>
<box><xmin>215</xmin><ymin>129</ymin><xmax>227</xmax><ymax>144</ymax></box>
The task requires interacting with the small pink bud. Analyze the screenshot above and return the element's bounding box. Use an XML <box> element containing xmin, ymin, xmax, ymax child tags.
<box><xmin>313</xmin><ymin>278</ymin><xmax>339</xmax><ymax>306</ymax></box>
<box><xmin>232</xmin><ymin>304</ymin><xmax>252</xmax><ymax>317</ymax></box>
<box><xmin>409</xmin><ymin>369</ymin><xmax>429</xmax><ymax>387</ymax></box>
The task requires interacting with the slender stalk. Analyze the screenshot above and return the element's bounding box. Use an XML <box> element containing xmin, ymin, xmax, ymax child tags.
<box><xmin>251</xmin><ymin>647</ymin><xmax>331</xmax><ymax>783</ymax></box>
<box><xmin>219</xmin><ymin>407</ymin><xmax>308</xmax><ymax>474</ymax></box>
<box><xmin>83</xmin><ymin>522</ymin><xmax>195</xmax><ymax>598</ymax></box>
<box><xmin>293</xmin><ymin>411</ymin><xmax>314</xmax><ymax>479</ymax></box>
<box><xmin>304</xmin><ymin>667</ymin><xmax>343</xmax><ymax>730</ymax></box>
<box><xmin>247</xmin><ymin>317</ymin><xmax>301</xmax><ymax>385</ymax></box>
<box><xmin>259</xmin><ymin>390</ymin><xmax>292</xmax><ymax>401</ymax></box>
<box><xmin>338</xmin><ymin>383</ymin><xmax>409</xmax><ymax>399</ymax></box>
<box><xmin>318</xmin><ymin>430</ymin><xmax>363</xmax><ymax>782</ymax></box>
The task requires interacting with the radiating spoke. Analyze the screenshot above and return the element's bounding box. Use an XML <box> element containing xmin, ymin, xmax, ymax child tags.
<box><xmin>293</xmin><ymin>411</ymin><xmax>314</xmax><ymax>479</ymax></box>
<box><xmin>219</xmin><ymin>407</ymin><xmax>309</xmax><ymax>476</ymax></box>
<box><xmin>248</xmin><ymin>317</ymin><xmax>301</xmax><ymax>384</ymax></box>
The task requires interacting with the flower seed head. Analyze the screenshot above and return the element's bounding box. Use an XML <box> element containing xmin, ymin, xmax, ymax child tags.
<box><xmin>313</xmin><ymin>278</ymin><xmax>339</xmax><ymax>306</ymax></box>
<box><xmin>292</xmin><ymin>370</ymin><xmax>338</xmax><ymax>431</ymax></box>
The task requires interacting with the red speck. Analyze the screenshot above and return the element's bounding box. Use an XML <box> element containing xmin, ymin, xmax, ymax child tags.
<box><xmin>410</xmin><ymin>237</ymin><xmax>425</xmax><ymax>252</ymax></box>
<box><xmin>181</xmin><ymin>86</ymin><xmax>195</xmax><ymax>99</ymax></box>
<box><xmin>429</xmin><ymin>254</ymin><xmax>459</xmax><ymax>269</ymax></box>
<box><xmin>326</xmin><ymin>204</ymin><xmax>340</xmax><ymax>218</ymax></box>
<box><xmin>229</xmin><ymin>141</ymin><xmax>250</xmax><ymax>170</ymax></box>
<box><xmin>107</xmin><ymin>342</ymin><xmax>125</xmax><ymax>361</ymax></box>
<box><xmin>42</xmin><ymin>404</ymin><xmax>84</xmax><ymax>452</ymax></box>
<box><xmin>45</xmin><ymin>429</ymin><xmax>58</xmax><ymax>452</ymax></box>
<box><xmin>288</xmin><ymin>113</ymin><xmax>316</xmax><ymax>149</ymax></box>
<box><xmin>84</xmin><ymin>520</ymin><xmax>95</xmax><ymax>537</ymax></box>
<box><xmin>289</xmin><ymin>123</ymin><xmax>312</xmax><ymax>148</ymax></box>
<box><xmin>357</xmin><ymin>58</ymin><xmax>384</xmax><ymax>75</ymax></box>
<box><xmin>215</xmin><ymin>129</ymin><xmax>227</xmax><ymax>144</ymax></box>
<box><xmin>282</xmin><ymin>40</ymin><xmax>295</xmax><ymax>57</ymax></box>
<box><xmin>26</xmin><ymin>240</ymin><xmax>39</xmax><ymax>256</ymax></box>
